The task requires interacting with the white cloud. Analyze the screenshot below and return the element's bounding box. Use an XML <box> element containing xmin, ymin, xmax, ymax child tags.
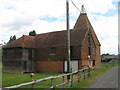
<box><xmin>90</xmin><ymin>14</ymin><xmax>118</xmax><ymax>54</ymax></box>
<box><xmin>0</xmin><ymin>0</ymin><xmax>118</xmax><ymax>54</ymax></box>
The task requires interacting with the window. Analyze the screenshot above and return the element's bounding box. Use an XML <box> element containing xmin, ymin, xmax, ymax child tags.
<box><xmin>88</xmin><ymin>34</ymin><xmax>91</xmax><ymax>56</ymax></box>
<box><xmin>50</xmin><ymin>47</ymin><xmax>56</xmax><ymax>55</ymax></box>
<box><xmin>88</xmin><ymin>34</ymin><xmax>90</xmax><ymax>46</ymax></box>
<box><xmin>88</xmin><ymin>34</ymin><xmax>90</xmax><ymax>41</ymax></box>
<box><xmin>88</xmin><ymin>47</ymin><xmax>91</xmax><ymax>55</ymax></box>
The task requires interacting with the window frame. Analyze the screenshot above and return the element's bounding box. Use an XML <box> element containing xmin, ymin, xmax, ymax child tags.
<box><xmin>50</xmin><ymin>47</ymin><xmax>56</xmax><ymax>55</ymax></box>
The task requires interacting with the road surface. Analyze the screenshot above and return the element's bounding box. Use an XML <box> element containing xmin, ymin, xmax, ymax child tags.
<box><xmin>90</xmin><ymin>66</ymin><xmax>119</xmax><ymax>88</ymax></box>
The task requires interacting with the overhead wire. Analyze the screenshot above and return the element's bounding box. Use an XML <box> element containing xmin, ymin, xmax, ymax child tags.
<box><xmin>70</xmin><ymin>0</ymin><xmax>80</xmax><ymax>13</ymax></box>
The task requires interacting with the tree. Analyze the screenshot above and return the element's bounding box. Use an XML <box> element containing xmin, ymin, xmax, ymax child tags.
<box><xmin>13</xmin><ymin>35</ymin><xmax>16</xmax><ymax>40</ymax></box>
<box><xmin>106</xmin><ymin>53</ymin><xmax>110</xmax><ymax>56</ymax></box>
<box><xmin>8</xmin><ymin>36</ymin><xmax>13</xmax><ymax>43</ymax></box>
<box><xmin>101</xmin><ymin>53</ymin><xmax>110</xmax><ymax>56</ymax></box>
<box><xmin>101</xmin><ymin>53</ymin><xmax>111</xmax><ymax>62</ymax></box>
<box><xmin>29</xmin><ymin>30</ymin><xmax>36</xmax><ymax>36</ymax></box>
<box><xmin>8</xmin><ymin>35</ymin><xmax>16</xmax><ymax>43</ymax></box>
<box><xmin>32</xmin><ymin>30</ymin><xmax>36</xmax><ymax>36</ymax></box>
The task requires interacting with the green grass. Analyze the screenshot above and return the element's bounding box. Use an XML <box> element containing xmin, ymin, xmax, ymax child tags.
<box><xmin>2</xmin><ymin>62</ymin><xmax>118</xmax><ymax>88</ymax></box>
<box><xmin>2</xmin><ymin>72</ymin><xmax>59</xmax><ymax>88</ymax></box>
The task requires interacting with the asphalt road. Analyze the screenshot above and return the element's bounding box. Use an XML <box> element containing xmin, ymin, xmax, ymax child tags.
<box><xmin>90</xmin><ymin>66</ymin><xmax>119</xmax><ymax>89</ymax></box>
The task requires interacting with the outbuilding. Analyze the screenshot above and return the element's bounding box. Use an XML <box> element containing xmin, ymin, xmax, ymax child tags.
<box><xmin>2</xmin><ymin>6</ymin><xmax>101</xmax><ymax>73</ymax></box>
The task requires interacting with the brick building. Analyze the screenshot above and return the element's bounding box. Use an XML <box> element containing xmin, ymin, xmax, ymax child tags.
<box><xmin>2</xmin><ymin>6</ymin><xmax>101</xmax><ymax>73</ymax></box>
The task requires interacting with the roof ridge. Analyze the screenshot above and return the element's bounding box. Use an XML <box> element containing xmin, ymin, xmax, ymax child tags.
<box><xmin>36</xmin><ymin>29</ymin><xmax>74</xmax><ymax>37</ymax></box>
<box><xmin>37</xmin><ymin>30</ymin><xmax>66</xmax><ymax>35</ymax></box>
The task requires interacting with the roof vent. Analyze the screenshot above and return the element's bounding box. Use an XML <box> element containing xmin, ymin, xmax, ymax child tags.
<box><xmin>80</xmin><ymin>5</ymin><xmax>86</xmax><ymax>14</ymax></box>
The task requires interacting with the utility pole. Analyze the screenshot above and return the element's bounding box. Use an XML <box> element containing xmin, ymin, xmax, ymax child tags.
<box><xmin>66</xmin><ymin>0</ymin><xmax>71</xmax><ymax>84</ymax></box>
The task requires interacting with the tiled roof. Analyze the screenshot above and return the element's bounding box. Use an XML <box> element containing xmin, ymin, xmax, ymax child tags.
<box><xmin>35</xmin><ymin>28</ymin><xmax>88</xmax><ymax>48</ymax></box>
<box><xmin>35</xmin><ymin>30</ymin><xmax>67</xmax><ymax>48</ymax></box>
<box><xmin>73</xmin><ymin>13</ymin><xmax>89</xmax><ymax>30</ymax></box>
<box><xmin>73</xmin><ymin>13</ymin><xmax>101</xmax><ymax>46</ymax></box>
<box><xmin>3</xmin><ymin>35</ymin><xmax>35</xmax><ymax>48</ymax></box>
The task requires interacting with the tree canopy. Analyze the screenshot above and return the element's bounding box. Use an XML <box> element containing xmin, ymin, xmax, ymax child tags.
<box><xmin>101</xmin><ymin>53</ymin><xmax>110</xmax><ymax>56</ymax></box>
<box><xmin>29</xmin><ymin>30</ymin><xmax>36</xmax><ymax>36</ymax></box>
<box><xmin>8</xmin><ymin>35</ymin><xmax>16</xmax><ymax>43</ymax></box>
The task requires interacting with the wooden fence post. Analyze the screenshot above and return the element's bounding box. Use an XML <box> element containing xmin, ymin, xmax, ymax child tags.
<box><xmin>88</xmin><ymin>67</ymin><xmax>90</xmax><ymax>77</ymax></box>
<box><xmin>62</xmin><ymin>76</ymin><xmax>65</xmax><ymax>88</ymax></box>
<box><xmin>83</xmin><ymin>69</ymin><xmax>85</xmax><ymax>79</ymax></box>
<box><xmin>71</xmin><ymin>74</ymin><xmax>73</xmax><ymax>87</ymax></box>
<box><xmin>67</xmin><ymin>74</ymin><xmax>71</xmax><ymax>86</ymax></box>
<box><xmin>78</xmin><ymin>71</ymin><xmax>80</xmax><ymax>83</ymax></box>
<box><xmin>51</xmin><ymin>78</ymin><xmax>53</xmax><ymax>87</ymax></box>
<box><xmin>32</xmin><ymin>80</ymin><xmax>35</xmax><ymax>88</ymax></box>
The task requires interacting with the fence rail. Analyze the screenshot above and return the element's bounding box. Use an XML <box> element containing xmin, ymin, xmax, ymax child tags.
<box><xmin>3</xmin><ymin>66</ymin><xmax>91</xmax><ymax>89</ymax></box>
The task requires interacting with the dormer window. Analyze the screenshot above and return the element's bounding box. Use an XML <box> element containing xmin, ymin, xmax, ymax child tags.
<box><xmin>50</xmin><ymin>47</ymin><xmax>55</xmax><ymax>55</ymax></box>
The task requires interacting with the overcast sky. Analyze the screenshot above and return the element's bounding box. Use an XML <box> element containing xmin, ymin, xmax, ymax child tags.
<box><xmin>0</xmin><ymin>0</ymin><xmax>118</xmax><ymax>55</ymax></box>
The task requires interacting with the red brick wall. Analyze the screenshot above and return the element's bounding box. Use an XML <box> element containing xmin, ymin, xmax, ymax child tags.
<box><xmin>90</xmin><ymin>34</ymin><xmax>96</xmax><ymax>61</ymax></box>
<box><xmin>78</xmin><ymin>60</ymin><xmax>82</xmax><ymax>69</ymax></box>
<box><xmin>81</xmin><ymin>30</ymin><xmax>100</xmax><ymax>68</ymax></box>
<box><xmin>81</xmin><ymin>34</ymin><xmax>88</xmax><ymax>60</ymax></box>
<box><xmin>81</xmin><ymin>60</ymin><xmax>89</xmax><ymax>66</ymax></box>
<box><xmin>36</xmin><ymin>61</ymin><xmax>64</xmax><ymax>73</ymax></box>
<box><xmin>95</xmin><ymin>45</ymin><xmax>101</xmax><ymax>68</ymax></box>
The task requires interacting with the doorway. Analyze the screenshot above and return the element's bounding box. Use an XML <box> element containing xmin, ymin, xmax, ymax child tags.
<box><xmin>64</xmin><ymin>60</ymin><xmax>78</xmax><ymax>72</ymax></box>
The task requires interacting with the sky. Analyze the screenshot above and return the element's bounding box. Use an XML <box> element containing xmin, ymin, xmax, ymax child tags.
<box><xmin>0</xmin><ymin>0</ymin><xmax>118</xmax><ymax>55</ymax></box>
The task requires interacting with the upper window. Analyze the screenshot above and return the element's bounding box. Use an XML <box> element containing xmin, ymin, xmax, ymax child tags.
<box><xmin>88</xmin><ymin>34</ymin><xmax>90</xmax><ymax>45</ymax></box>
<box><xmin>50</xmin><ymin>47</ymin><xmax>56</xmax><ymax>55</ymax></box>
